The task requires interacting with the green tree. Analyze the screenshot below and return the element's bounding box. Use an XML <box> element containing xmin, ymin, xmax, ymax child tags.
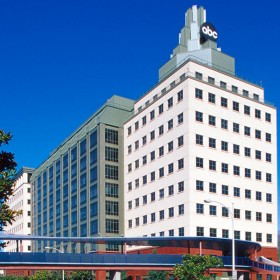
<box><xmin>0</xmin><ymin>130</ymin><xmax>20</xmax><ymax>245</ymax></box>
<box><xmin>173</xmin><ymin>254</ymin><xmax>223</xmax><ymax>280</ymax></box>
<box><xmin>148</xmin><ymin>270</ymin><xmax>168</xmax><ymax>279</ymax></box>
<box><xmin>69</xmin><ymin>271</ymin><xmax>94</xmax><ymax>280</ymax></box>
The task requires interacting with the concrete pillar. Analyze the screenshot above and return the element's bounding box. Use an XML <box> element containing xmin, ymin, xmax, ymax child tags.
<box><xmin>96</xmin><ymin>270</ymin><xmax>106</xmax><ymax>280</ymax></box>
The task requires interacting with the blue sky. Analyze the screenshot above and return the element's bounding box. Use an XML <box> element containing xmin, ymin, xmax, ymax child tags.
<box><xmin>1</xmin><ymin>1</ymin><xmax>280</xmax><ymax>221</ymax></box>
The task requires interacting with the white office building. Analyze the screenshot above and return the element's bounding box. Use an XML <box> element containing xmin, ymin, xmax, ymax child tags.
<box><xmin>124</xmin><ymin>5</ymin><xmax>277</xmax><ymax>257</ymax></box>
<box><xmin>4</xmin><ymin>167</ymin><xmax>34</xmax><ymax>252</ymax></box>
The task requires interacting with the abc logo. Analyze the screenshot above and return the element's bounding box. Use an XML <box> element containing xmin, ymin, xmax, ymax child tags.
<box><xmin>200</xmin><ymin>22</ymin><xmax>218</xmax><ymax>42</ymax></box>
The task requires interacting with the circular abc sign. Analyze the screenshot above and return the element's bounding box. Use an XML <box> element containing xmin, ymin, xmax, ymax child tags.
<box><xmin>200</xmin><ymin>22</ymin><xmax>218</xmax><ymax>42</ymax></box>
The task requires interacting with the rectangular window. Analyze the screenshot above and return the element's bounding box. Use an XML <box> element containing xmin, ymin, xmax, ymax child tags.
<box><xmin>266</xmin><ymin>213</ymin><xmax>272</xmax><ymax>223</ymax></box>
<box><xmin>150</xmin><ymin>110</ymin><xmax>155</xmax><ymax>120</ymax></box>
<box><xmin>105</xmin><ymin>219</ymin><xmax>119</xmax><ymax>234</ymax></box>
<box><xmin>234</xmin><ymin>209</ymin><xmax>240</xmax><ymax>219</ymax></box>
<box><xmin>208</xmin><ymin>115</ymin><xmax>216</xmax><ymax>126</ymax></box>
<box><xmin>142</xmin><ymin>195</ymin><xmax>147</xmax><ymax>205</ymax></box>
<box><xmin>178</xmin><ymin>204</ymin><xmax>184</xmax><ymax>215</ymax></box>
<box><xmin>142</xmin><ymin>135</ymin><xmax>147</xmax><ymax>146</ymax></box>
<box><xmin>234</xmin><ymin>231</ymin><xmax>240</xmax><ymax>240</ymax></box>
<box><xmin>266</xmin><ymin>153</ymin><xmax>271</xmax><ymax>162</ymax></box>
<box><xmin>208</xmin><ymin>76</ymin><xmax>215</xmax><ymax>84</ymax></box>
<box><xmin>256</xmin><ymin>171</ymin><xmax>262</xmax><ymax>180</ymax></box>
<box><xmin>256</xmin><ymin>191</ymin><xmax>262</xmax><ymax>201</ymax></box>
<box><xmin>267</xmin><ymin>234</ymin><xmax>272</xmax><ymax>243</ymax></box>
<box><xmin>105</xmin><ymin>129</ymin><xmax>118</xmax><ymax>145</ymax></box>
<box><xmin>158</xmin><ymin>104</ymin><xmax>164</xmax><ymax>114</ymax></box>
<box><xmin>169</xmin><ymin>207</ymin><xmax>174</xmax><ymax>218</ymax></box>
<box><xmin>208</xmin><ymin>92</ymin><xmax>215</xmax><ymax>103</ymax></box>
<box><xmin>159</xmin><ymin>146</ymin><xmax>164</xmax><ymax>157</ymax></box>
<box><xmin>244</xmin><ymin>126</ymin><xmax>251</xmax><ymax>136</ymax></box>
<box><xmin>150</xmin><ymin>151</ymin><xmax>155</xmax><ymax>161</ymax></box>
<box><xmin>196</xmin><ymin>157</ymin><xmax>204</xmax><ymax>168</ymax></box>
<box><xmin>168</xmin><ymin>141</ymin><xmax>174</xmax><ymax>152</ymax></box>
<box><xmin>178</xmin><ymin>181</ymin><xmax>184</xmax><ymax>192</ymax></box>
<box><xmin>209</xmin><ymin>205</ymin><xmax>216</xmax><ymax>215</ymax></box>
<box><xmin>196</xmin><ymin>180</ymin><xmax>204</xmax><ymax>191</ymax></box>
<box><xmin>159</xmin><ymin>210</ymin><xmax>165</xmax><ymax>220</ymax></box>
<box><xmin>168</xmin><ymin>185</ymin><xmax>174</xmax><ymax>196</ymax></box>
<box><xmin>265</xmin><ymin>112</ymin><xmax>271</xmax><ymax>122</ymax></box>
<box><xmin>179</xmin><ymin>227</ymin><xmax>184</xmax><ymax>236</ymax></box>
<box><xmin>245</xmin><ymin>232</ymin><xmax>251</xmax><ymax>241</ymax></box>
<box><xmin>222</xmin><ymin>229</ymin><xmax>229</xmax><ymax>238</ymax></box>
<box><xmin>178</xmin><ymin>135</ymin><xmax>184</xmax><ymax>147</ymax></box>
<box><xmin>221</xmin><ymin>163</ymin><xmax>228</xmax><ymax>173</ymax></box>
<box><xmin>178</xmin><ymin>158</ymin><xmax>184</xmax><ymax>170</ymax></box>
<box><xmin>196</xmin><ymin>111</ymin><xmax>203</xmax><ymax>122</ymax></box>
<box><xmin>196</xmin><ymin>203</ymin><xmax>204</xmax><ymax>214</ymax></box>
<box><xmin>221</xmin><ymin>97</ymin><xmax>228</xmax><ymax>107</ymax></box>
<box><xmin>197</xmin><ymin>227</ymin><xmax>204</xmax><ymax>236</ymax></box>
<box><xmin>245</xmin><ymin>168</ymin><xmax>251</xmax><ymax>178</ymax></box>
<box><xmin>245</xmin><ymin>147</ymin><xmax>251</xmax><ymax>157</ymax></box>
<box><xmin>233</xmin><ymin>123</ymin><xmax>240</xmax><ymax>133</ymax></box>
<box><xmin>266</xmin><ymin>193</ymin><xmax>272</xmax><ymax>202</ymax></box>
<box><xmin>222</xmin><ymin>185</ymin><xmax>228</xmax><ymax>195</ymax></box>
<box><xmin>159</xmin><ymin>167</ymin><xmax>164</xmax><ymax>178</ymax></box>
<box><xmin>178</xmin><ymin>113</ymin><xmax>184</xmax><ymax>124</ymax></box>
<box><xmin>255</xmin><ymin>129</ymin><xmax>261</xmax><ymax>139</ymax></box>
<box><xmin>234</xmin><ymin>187</ymin><xmax>240</xmax><ymax>197</ymax></box>
<box><xmin>150</xmin><ymin>171</ymin><xmax>155</xmax><ymax>182</ymax></box>
<box><xmin>256</xmin><ymin>212</ymin><xmax>262</xmax><ymax>221</ymax></box>
<box><xmin>135</xmin><ymin>140</ymin><xmax>139</xmax><ymax>150</ymax></box>
<box><xmin>196</xmin><ymin>134</ymin><xmax>203</xmax><ymax>145</ymax></box>
<box><xmin>151</xmin><ymin>192</ymin><xmax>155</xmax><ymax>202</ymax></box>
<box><xmin>159</xmin><ymin>125</ymin><xmax>164</xmax><ymax>136</ymax></box>
<box><xmin>256</xmin><ymin>233</ymin><xmax>262</xmax><ymax>242</ymax></box>
<box><xmin>221</xmin><ymin>119</ymin><xmax>228</xmax><ymax>129</ymax></box>
<box><xmin>233</xmin><ymin>101</ymin><xmax>239</xmax><ymax>112</ymax></box>
<box><xmin>209</xmin><ymin>160</ymin><xmax>216</xmax><ymax>171</ymax></box>
<box><xmin>220</xmin><ymin>81</ymin><xmax>227</xmax><ymax>89</ymax></box>
<box><xmin>105</xmin><ymin>165</ymin><xmax>118</xmax><ymax>180</ymax></box>
<box><xmin>142</xmin><ymin>155</ymin><xmax>147</xmax><ymax>165</ymax></box>
<box><xmin>195</xmin><ymin>88</ymin><xmax>203</xmax><ymax>99</ymax></box>
<box><xmin>266</xmin><ymin>133</ymin><xmax>271</xmax><ymax>142</ymax></box>
<box><xmin>135</xmin><ymin>121</ymin><xmax>139</xmax><ymax>131</ymax></box>
<box><xmin>233</xmin><ymin>165</ymin><xmax>240</xmax><ymax>176</ymax></box>
<box><xmin>209</xmin><ymin>137</ymin><xmax>216</xmax><ymax>148</ymax></box>
<box><xmin>232</xmin><ymin>85</ymin><xmax>238</xmax><ymax>93</ymax></box>
<box><xmin>233</xmin><ymin>144</ymin><xmax>240</xmax><ymax>154</ymax></box>
<box><xmin>245</xmin><ymin>189</ymin><xmax>251</xmax><ymax>199</ymax></box>
<box><xmin>177</xmin><ymin>90</ymin><xmax>183</xmax><ymax>102</ymax></box>
<box><xmin>244</xmin><ymin>105</ymin><xmax>250</xmax><ymax>115</ymax></box>
<box><xmin>255</xmin><ymin>109</ymin><xmax>261</xmax><ymax>119</ymax></box>
<box><xmin>168</xmin><ymin>97</ymin><xmax>173</xmax><ymax>108</ymax></box>
<box><xmin>266</xmin><ymin>173</ymin><xmax>272</xmax><ymax>182</ymax></box>
<box><xmin>209</xmin><ymin>182</ymin><xmax>216</xmax><ymax>193</ymax></box>
<box><xmin>105</xmin><ymin>183</ymin><xmax>118</xmax><ymax>198</ymax></box>
<box><xmin>142</xmin><ymin>116</ymin><xmax>147</xmax><ymax>126</ymax></box>
<box><xmin>245</xmin><ymin>210</ymin><xmax>251</xmax><ymax>220</ymax></box>
<box><xmin>210</xmin><ymin>228</ymin><xmax>217</xmax><ymax>237</ymax></box>
<box><xmin>151</xmin><ymin>213</ymin><xmax>156</xmax><ymax>222</ymax></box>
<box><xmin>168</xmin><ymin>119</ymin><xmax>173</xmax><ymax>130</ymax></box>
<box><xmin>195</xmin><ymin>72</ymin><xmax>203</xmax><ymax>80</ymax></box>
<box><xmin>221</xmin><ymin>141</ymin><xmax>228</xmax><ymax>151</ymax></box>
<box><xmin>105</xmin><ymin>147</ymin><xmax>119</xmax><ymax>162</ymax></box>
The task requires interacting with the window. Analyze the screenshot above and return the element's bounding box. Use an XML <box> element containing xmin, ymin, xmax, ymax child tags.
<box><xmin>245</xmin><ymin>189</ymin><xmax>251</xmax><ymax>199</ymax></box>
<box><xmin>158</xmin><ymin>104</ymin><xmax>164</xmax><ymax>114</ymax></box>
<box><xmin>233</xmin><ymin>144</ymin><xmax>240</xmax><ymax>154</ymax></box>
<box><xmin>267</xmin><ymin>213</ymin><xmax>272</xmax><ymax>223</ymax></box>
<box><xmin>159</xmin><ymin>125</ymin><xmax>164</xmax><ymax>136</ymax></box>
<box><xmin>178</xmin><ymin>158</ymin><xmax>184</xmax><ymax>170</ymax></box>
<box><xmin>220</xmin><ymin>81</ymin><xmax>227</xmax><ymax>89</ymax></box>
<box><xmin>222</xmin><ymin>207</ymin><xmax>228</xmax><ymax>217</ymax></box>
<box><xmin>221</xmin><ymin>163</ymin><xmax>228</xmax><ymax>173</ymax></box>
<box><xmin>208</xmin><ymin>76</ymin><xmax>215</xmax><ymax>84</ymax></box>
<box><xmin>209</xmin><ymin>138</ymin><xmax>216</xmax><ymax>148</ymax></box>
<box><xmin>105</xmin><ymin>147</ymin><xmax>119</xmax><ymax>162</ymax></box>
<box><xmin>266</xmin><ymin>173</ymin><xmax>272</xmax><ymax>182</ymax></box>
<box><xmin>233</xmin><ymin>166</ymin><xmax>240</xmax><ymax>176</ymax></box>
<box><xmin>234</xmin><ymin>231</ymin><xmax>240</xmax><ymax>240</ymax></box>
<box><xmin>234</xmin><ymin>209</ymin><xmax>240</xmax><ymax>218</ymax></box>
<box><xmin>196</xmin><ymin>180</ymin><xmax>204</xmax><ymax>191</ymax></box>
<box><xmin>195</xmin><ymin>72</ymin><xmax>203</xmax><ymax>80</ymax></box>
<box><xmin>209</xmin><ymin>160</ymin><xmax>216</xmax><ymax>171</ymax></box>
<box><xmin>168</xmin><ymin>119</ymin><xmax>173</xmax><ymax>130</ymax></box>
<box><xmin>245</xmin><ymin>232</ymin><xmax>251</xmax><ymax>241</ymax></box>
<box><xmin>159</xmin><ymin>188</ymin><xmax>164</xmax><ymax>199</ymax></box>
<box><xmin>150</xmin><ymin>110</ymin><xmax>155</xmax><ymax>120</ymax></box>
<box><xmin>105</xmin><ymin>183</ymin><xmax>118</xmax><ymax>198</ymax></box>
<box><xmin>142</xmin><ymin>195</ymin><xmax>147</xmax><ymax>205</ymax></box>
<box><xmin>159</xmin><ymin>167</ymin><xmax>164</xmax><ymax>178</ymax></box>
<box><xmin>256</xmin><ymin>212</ymin><xmax>262</xmax><ymax>221</ymax></box>
<box><xmin>208</xmin><ymin>92</ymin><xmax>215</xmax><ymax>103</ymax></box>
<box><xmin>135</xmin><ymin>217</ymin><xmax>139</xmax><ymax>227</ymax></box>
<box><xmin>143</xmin><ymin>215</ymin><xmax>147</xmax><ymax>225</ymax></box>
<box><xmin>178</xmin><ymin>113</ymin><xmax>184</xmax><ymax>124</ymax></box>
<box><xmin>196</xmin><ymin>157</ymin><xmax>204</xmax><ymax>168</ymax></box>
<box><xmin>168</xmin><ymin>141</ymin><xmax>174</xmax><ymax>152</ymax></box>
<box><xmin>105</xmin><ymin>129</ymin><xmax>118</xmax><ymax>145</ymax></box>
<box><xmin>221</xmin><ymin>97</ymin><xmax>228</xmax><ymax>107</ymax></box>
<box><xmin>135</xmin><ymin>178</ymin><xmax>139</xmax><ymax>188</ymax></box>
<box><xmin>128</xmin><ymin>145</ymin><xmax>132</xmax><ymax>154</ymax></box>
<box><xmin>221</xmin><ymin>141</ymin><xmax>228</xmax><ymax>151</ymax></box>
<box><xmin>244</xmin><ymin>105</ymin><xmax>250</xmax><ymax>115</ymax></box>
<box><xmin>197</xmin><ymin>227</ymin><xmax>204</xmax><ymax>236</ymax></box>
<box><xmin>232</xmin><ymin>85</ymin><xmax>238</xmax><ymax>93</ymax></box>
<box><xmin>256</xmin><ymin>233</ymin><xmax>262</xmax><ymax>242</ymax></box>
<box><xmin>209</xmin><ymin>205</ymin><xmax>216</xmax><ymax>215</ymax></box>
<box><xmin>150</xmin><ymin>151</ymin><xmax>155</xmax><ymax>161</ymax></box>
<box><xmin>244</xmin><ymin>126</ymin><xmax>251</xmax><ymax>136</ymax></box>
<box><xmin>168</xmin><ymin>97</ymin><xmax>173</xmax><ymax>108</ymax></box>
<box><xmin>128</xmin><ymin>126</ymin><xmax>132</xmax><ymax>136</ymax></box>
<box><xmin>105</xmin><ymin>165</ymin><xmax>118</xmax><ymax>180</ymax></box>
<box><xmin>178</xmin><ymin>181</ymin><xmax>184</xmax><ymax>192</ymax></box>
<box><xmin>195</xmin><ymin>88</ymin><xmax>203</xmax><ymax>99</ymax></box>
<box><xmin>168</xmin><ymin>185</ymin><xmax>174</xmax><ymax>196</ymax></box>
<box><xmin>105</xmin><ymin>219</ymin><xmax>119</xmax><ymax>234</ymax></box>
<box><xmin>178</xmin><ymin>204</ymin><xmax>184</xmax><ymax>215</ymax></box>
<box><xmin>256</xmin><ymin>191</ymin><xmax>262</xmax><ymax>201</ymax></box>
<box><xmin>266</xmin><ymin>133</ymin><xmax>271</xmax><ymax>142</ymax></box>
<box><xmin>150</xmin><ymin>171</ymin><xmax>155</xmax><ymax>182</ymax></box>
<box><xmin>255</xmin><ymin>129</ymin><xmax>261</xmax><ymax>139</ymax></box>
<box><xmin>135</xmin><ymin>121</ymin><xmax>139</xmax><ymax>131</ymax></box>
<box><xmin>256</xmin><ymin>171</ymin><xmax>262</xmax><ymax>180</ymax></box>
<box><xmin>208</xmin><ymin>115</ymin><xmax>216</xmax><ymax>126</ymax></box>
<box><xmin>159</xmin><ymin>210</ymin><xmax>165</xmax><ymax>220</ymax></box>
<box><xmin>177</xmin><ymin>136</ymin><xmax>184</xmax><ymax>148</ymax></box>
<box><xmin>245</xmin><ymin>147</ymin><xmax>251</xmax><ymax>157</ymax></box>
<box><xmin>142</xmin><ymin>116</ymin><xmax>147</xmax><ymax>126</ymax></box>
<box><xmin>266</xmin><ymin>193</ymin><xmax>272</xmax><ymax>202</ymax></box>
<box><xmin>196</xmin><ymin>203</ymin><xmax>204</xmax><ymax>214</ymax></box>
<box><xmin>245</xmin><ymin>168</ymin><xmax>251</xmax><ymax>178</ymax></box>
<box><xmin>196</xmin><ymin>111</ymin><xmax>203</xmax><ymax>122</ymax></box>
<box><xmin>210</xmin><ymin>228</ymin><xmax>217</xmax><ymax>237</ymax></box>
<box><xmin>159</xmin><ymin>146</ymin><xmax>164</xmax><ymax>157</ymax></box>
<box><xmin>222</xmin><ymin>229</ymin><xmax>229</xmax><ymax>238</ymax></box>
<box><xmin>142</xmin><ymin>135</ymin><xmax>147</xmax><ymax>145</ymax></box>
<box><xmin>255</xmin><ymin>109</ymin><xmax>261</xmax><ymax>119</ymax></box>
<box><xmin>234</xmin><ymin>187</ymin><xmax>240</xmax><ymax>197</ymax></box>
<box><xmin>265</xmin><ymin>112</ymin><xmax>271</xmax><ymax>122</ymax></box>
<box><xmin>135</xmin><ymin>140</ymin><xmax>139</xmax><ymax>150</ymax></box>
<box><xmin>169</xmin><ymin>207</ymin><xmax>174</xmax><ymax>218</ymax></box>
<box><xmin>177</xmin><ymin>90</ymin><xmax>183</xmax><ymax>102</ymax></box>
<box><xmin>233</xmin><ymin>122</ymin><xmax>239</xmax><ymax>133</ymax></box>
<box><xmin>267</xmin><ymin>234</ymin><xmax>272</xmax><ymax>243</ymax></box>
<box><xmin>142</xmin><ymin>155</ymin><xmax>147</xmax><ymax>165</ymax></box>
<box><xmin>245</xmin><ymin>210</ymin><xmax>251</xmax><ymax>220</ymax></box>
<box><xmin>242</xmin><ymin>89</ymin><xmax>249</xmax><ymax>97</ymax></box>
<box><xmin>233</xmin><ymin>101</ymin><xmax>239</xmax><ymax>112</ymax></box>
<box><xmin>222</xmin><ymin>185</ymin><xmax>228</xmax><ymax>195</ymax></box>
<box><xmin>151</xmin><ymin>192</ymin><xmax>155</xmax><ymax>202</ymax></box>
<box><xmin>151</xmin><ymin>213</ymin><xmax>156</xmax><ymax>222</ymax></box>
<box><xmin>150</xmin><ymin>130</ymin><xmax>155</xmax><ymax>141</ymax></box>
<box><xmin>266</xmin><ymin>153</ymin><xmax>271</xmax><ymax>162</ymax></box>
<box><xmin>179</xmin><ymin>227</ymin><xmax>184</xmax><ymax>236</ymax></box>
<box><xmin>105</xmin><ymin>201</ymin><xmax>119</xmax><ymax>216</ymax></box>
<box><xmin>209</xmin><ymin>182</ymin><xmax>216</xmax><ymax>193</ymax></box>
<box><xmin>221</xmin><ymin>119</ymin><xmax>228</xmax><ymax>129</ymax></box>
<box><xmin>196</xmin><ymin>134</ymin><xmax>203</xmax><ymax>145</ymax></box>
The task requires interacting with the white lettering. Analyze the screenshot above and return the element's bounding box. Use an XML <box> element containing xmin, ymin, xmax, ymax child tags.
<box><xmin>202</xmin><ymin>25</ymin><xmax>218</xmax><ymax>39</ymax></box>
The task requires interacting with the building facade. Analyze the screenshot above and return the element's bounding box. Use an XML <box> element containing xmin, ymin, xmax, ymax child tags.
<box><xmin>124</xmin><ymin>5</ymin><xmax>277</xmax><ymax>262</ymax></box>
<box><xmin>31</xmin><ymin>96</ymin><xmax>134</xmax><ymax>253</ymax></box>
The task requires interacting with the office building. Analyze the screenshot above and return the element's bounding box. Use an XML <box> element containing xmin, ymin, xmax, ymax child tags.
<box><xmin>31</xmin><ymin>96</ymin><xmax>134</xmax><ymax>253</ymax></box>
<box><xmin>124</xmin><ymin>5</ymin><xmax>277</xmax><ymax>263</ymax></box>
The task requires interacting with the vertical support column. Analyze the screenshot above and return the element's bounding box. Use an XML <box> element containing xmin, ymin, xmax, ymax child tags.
<box><xmin>96</xmin><ymin>270</ymin><xmax>106</xmax><ymax>280</ymax></box>
<box><xmin>199</xmin><ymin>241</ymin><xmax>202</xmax><ymax>256</ymax></box>
<box><xmin>16</xmin><ymin>240</ymin><xmax>19</xmax><ymax>252</ymax></box>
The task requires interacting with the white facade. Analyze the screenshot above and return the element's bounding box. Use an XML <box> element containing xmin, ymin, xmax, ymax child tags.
<box><xmin>124</xmin><ymin>59</ymin><xmax>277</xmax><ymax>248</ymax></box>
<box><xmin>4</xmin><ymin>167</ymin><xmax>34</xmax><ymax>252</ymax></box>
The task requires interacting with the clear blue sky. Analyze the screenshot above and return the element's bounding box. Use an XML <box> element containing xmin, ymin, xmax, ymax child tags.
<box><xmin>1</xmin><ymin>1</ymin><xmax>280</xmax><ymax>221</ymax></box>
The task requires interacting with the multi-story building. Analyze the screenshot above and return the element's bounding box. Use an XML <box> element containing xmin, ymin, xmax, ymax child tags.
<box><xmin>4</xmin><ymin>167</ymin><xmax>34</xmax><ymax>277</ymax></box>
<box><xmin>124</xmin><ymin>5</ymin><xmax>277</xmax><ymax>261</ymax></box>
<box><xmin>4</xmin><ymin>167</ymin><xmax>34</xmax><ymax>253</ymax></box>
<box><xmin>31</xmin><ymin>95</ymin><xmax>134</xmax><ymax>253</ymax></box>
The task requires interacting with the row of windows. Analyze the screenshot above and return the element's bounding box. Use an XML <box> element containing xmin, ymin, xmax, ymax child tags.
<box><xmin>195</xmin><ymin>180</ymin><xmax>272</xmax><ymax>202</ymax></box>
<box><xmin>128</xmin><ymin>135</ymin><xmax>184</xmax><ymax>172</ymax></box>
<box><xmin>195</xmin><ymin>87</ymin><xmax>271</xmax><ymax>122</ymax></box>
<box><xmin>128</xmin><ymin>204</ymin><xmax>185</xmax><ymax>227</ymax></box>
<box><xmin>196</xmin><ymin>226</ymin><xmax>272</xmax><ymax>243</ymax></box>
<box><xmin>195</xmin><ymin>111</ymin><xmax>272</xmax><ymax>142</ymax></box>
<box><xmin>196</xmin><ymin>203</ymin><xmax>273</xmax><ymax>222</ymax></box>
<box><xmin>196</xmin><ymin>134</ymin><xmax>272</xmax><ymax>162</ymax></box>
<box><xmin>195</xmin><ymin>157</ymin><xmax>272</xmax><ymax>182</ymax></box>
<box><xmin>128</xmin><ymin>90</ymin><xmax>184</xmax><ymax>135</ymax></box>
<box><xmin>128</xmin><ymin>181</ymin><xmax>184</xmax><ymax>207</ymax></box>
